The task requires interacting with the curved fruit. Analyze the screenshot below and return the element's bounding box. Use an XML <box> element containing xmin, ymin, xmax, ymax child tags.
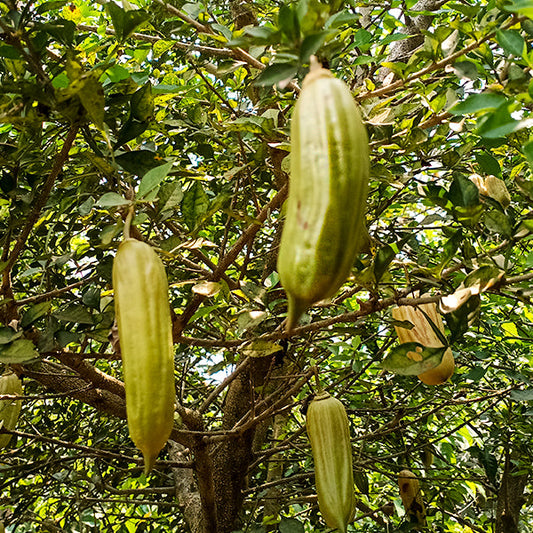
<box><xmin>113</xmin><ymin>238</ymin><xmax>176</xmax><ymax>473</ymax></box>
<box><xmin>392</xmin><ymin>301</ymin><xmax>455</xmax><ymax>385</ymax></box>
<box><xmin>398</xmin><ymin>469</ymin><xmax>426</xmax><ymax>526</ymax></box>
<box><xmin>0</xmin><ymin>371</ymin><xmax>22</xmax><ymax>449</ymax></box>
<box><xmin>306</xmin><ymin>391</ymin><xmax>356</xmax><ymax>533</ymax></box>
<box><xmin>277</xmin><ymin>59</ymin><xmax>370</xmax><ymax>330</ymax></box>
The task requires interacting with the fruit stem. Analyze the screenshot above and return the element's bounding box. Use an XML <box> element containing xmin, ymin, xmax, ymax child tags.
<box><xmin>309</xmin><ymin>55</ymin><xmax>322</xmax><ymax>72</ymax></box>
<box><xmin>124</xmin><ymin>205</ymin><xmax>134</xmax><ymax>240</ymax></box>
<box><xmin>312</xmin><ymin>365</ymin><xmax>323</xmax><ymax>393</ymax></box>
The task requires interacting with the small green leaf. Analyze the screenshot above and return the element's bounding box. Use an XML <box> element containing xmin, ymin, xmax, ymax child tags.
<box><xmin>254</xmin><ymin>63</ymin><xmax>298</xmax><ymax>87</ymax></box>
<box><xmin>448</xmin><ymin>175</ymin><xmax>479</xmax><ymax>208</ymax></box>
<box><xmin>182</xmin><ymin>181</ymin><xmax>209</xmax><ymax>231</ymax></box>
<box><xmin>106</xmin><ymin>3</ymin><xmax>150</xmax><ymax>42</ymax></box>
<box><xmin>449</xmin><ymin>93</ymin><xmax>507</xmax><ymax>115</ymax></box>
<box><xmin>0</xmin><ymin>339</ymin><xmax>39</xmax><ymax>363</ymax></box>
<box><xmin>279</xmin><ymin>517</ymin><xmax>305</xmax><ymax>533</ymax></box>
<box><xmin>0</xmin><ymin>327</ymin><xmax>21</xmax><ymax>345</ymax></box>
<box><xmin>77</xmin><ymin>75</ymin><xmax>105</xmax><ymax>130</ymax></box>
<box><xmin>278</xmin><ymin>4</ymin><xmax>300</xmax><ymax>44</ymax></box>
<box><xmin>381</xmin><ymin>343</ymin><xmax>447</xmax><ymax>375</ymax></box>
<box><xmin>137</xmin><ymin>160</ymin><xmax>174</xmax><ymax>199</ymax></box>
<box><xmin>114</xmin><ymin>116</ymin><xmax>149</xmax><ymax>148</ymax></box>
<box><xmin>511</xmin><ymin>389</ymin><xmax>533</xmax><ymax>401</ymax></box>
<box><xmin>21</xmin><ymin>301</ymin><xmax>52</xmax><ymax>328</ymax></box>
<box><xmin>475</xmin><ymin>152</ymin><xmax>501</xmax><ymax>177</ymax></box>
<box><xmin>158</xmin><ymin>182</ymin><xmax>184</xmax><ymax>213</ymax></box>
<box><xmin>115</xmin><ymin>151</ymin><xmax>166</xmax><ymax>176</ymax></box>
<box><xmin>96</xmin><ymin>192</ymin><xmax>131</xmax><ymax>208</ymax></box>
<box><xmin>505</xmin><ymin>0</ymin><xmax>533</xmax><ymax>19</ymax></box>
<box><xmin>131</xmin><ymin>82</ymin><xmax>154</xmax><ymax>122</ymax></box>
<box><xmin>484</xmin><ymin>210</ymin><xmax>513</xmax><ymax>237</ymax></box>
<box><xmin>496</xmin><ymin>29</ymin><xmax>525</xmax><ymax>57</ymax></box>
<box><xmin>54</xmin><ymin>305</ymin><xmax>94</xmax><ymax>324</ymax></box>
<box><xmin>300</xmin><ymin>31</ymin><xmax>332</xmax><ymax>62</ymax></box>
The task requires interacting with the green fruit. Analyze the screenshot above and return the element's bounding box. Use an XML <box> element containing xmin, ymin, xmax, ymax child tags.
<box><xmin>113</xmin><ymin>238</ymin><xmax>176</xmax><ymax>473</ymax></box>
<box><xmin>277</xmin><ymin>60</ymin><xmax>370</xmax><ymax>330</ymax></box>
<box><xmin>306</xmin><ymin>391</ymin><xmax>356</xmax><ymax>533</ymax></box>
<box><xmin>0</xmin><ymin>371</ymin><xmax>22</xmax><ymax>449</ymax></box>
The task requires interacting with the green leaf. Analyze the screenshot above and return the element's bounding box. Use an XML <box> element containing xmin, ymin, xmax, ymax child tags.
<box><xmin>477</xmin><ymin>104</ymin><xmax>533</xmax><ymax>139</ymax></box>
<box><xmin>115</xmin><ymin>151</ymin><xmax>166</xmax><ymax>176</ymax></box>
<box><xmin>158</xmin><ymin>182</ymin><xmax>184</xmax><ymax>213</ymax></box>
<box><xmin>96</xmin><ymin>192</ymin><xmax>131</xmax><ymax>208</ymax></box>
<box><xmin>523</xmin><ymin>139</ymin><xmax>533</xmax><ymax>169</ymax></box>
<box><xmin>381</xmin><ymin>343</ymin><xmax>447</xmax><ymax>376</ymax></box>
<box><xmin>182</xmin><ymin>181</ymin><xmax>209</xmax><ymax>231</ymax></box>
<box><xmin>279</xmin><ymin>517</ymin><xmax>305</xmax><ymax>533</ymax></box>
<box><xmin>452</xmin><ymin>61</ymin><xmax>479</xmax><ymax>80</ymax></box>
<box><xmin>131</xmin><ymin>82</ymin><xmax>154</xmax><ymax>122</ymax></box>
<box><xmin>20</xmin><ymin>301</ymin><xmax>52</xmax><ymax>328</ymax></box>
<box><xmin>496</xmin><ymin>29</ymin><xmax>525</xmax><ymax>57</ymax></box>
<box><xmin>114</xmin><ymin>116</ymin><xmax>149</xmax><ymax>148</ymax></box>
<box><xmin>82</xmin><ymin>286</ymin><xmax>101</xmax><ymax>310</ymax></box>
<box><xmin>106</xmin><ymin>3</ymin><xmax>150</xmax><ymax>42</ymax></box>
<box><xmin>505</xmin><ymin>0</ymin><xmax>533</xmax><ymax>18</ymax></box>
<box><xmin>445</xmin><ymin>294</ymin><xmax>480</xmax><ymax>343</ymax></box>
<box><xmin>137</xmin><ymin>160</ymin><xmax>174</xmax><ymax>199</ymax></box>
<box><xmin>436</xmin><ymin>228</ymin><xmax>463</xmax><ymax>275</ymax></box>
<box><xmin>325</xmin><ymin>10</ymin><xmax>358</xmax><ymax>29</ymax></box>
<box><xmin>36</xmin><ymin>1</ymin><xmax>69</xmax><ymax>14</ymax></box>
<box><xmin>54</xmin><ymin>305</ymin><xmax>94</xmax><ymax>324</ymax></box>
<box><xmin>0</xmin><ymin>327</ymin><xmax>22</xmax><ymax>345</ymax></box>
<box><xmin>278</xmin><ymin>4</ymin><xmax>300</xmax><ymax>44</ymax></box>
<box><xmin>484</xmin><ymin>210</ymin><xmax>513</xmax><ymax>237</ymax></box>
<box><xmin>511</xmin><ymin>389</ymin><xmax>533</xmax><ymax>401</ymax></box>
<box><xmin>0</xmin><ymin>339</ymin><xmax>39</xmax><ymax>363</ymax></box>
<box><xmin>77</xmin><ymin>75</ymin><xmax>105</xmax><ymax>130</ymax></box>
<box><xmin>37</xmin><ymin>18</ymin><xmax>76</xmax><ymax>45</ymax></box>
<box><xmin>300</xmin><ymin>31</ymin><xmax>332</xmax><ymax>63</ymax></box>
<box><xmin>464</xmin><ymin>265</ymin><xmax>504</xmax><ymax>292</ymax></box>
<box><xmin>449</xmin><ymin>93</ymin><xmax>507</xmax><ymax>115</ymax></box>
<box><xmin>448</xmin><ymin>175</ymin><xmax>479</xmax><ymax>208</ymax></box>
<box><xmin>254</xmin><ymin>63</ymin><xmax>298</xmax><ymax>87</ymax></box>
<box><xmin>476</xmin><ymin>152</ymin><xmax>501</xmax><ymax>176</ymax></box>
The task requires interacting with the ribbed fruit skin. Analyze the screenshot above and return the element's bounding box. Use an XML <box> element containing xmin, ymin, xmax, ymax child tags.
<box><xmin>392</xmin><ymin>302</ymin><xmax>455</xmax><ymax>385</ymax></box>
<box><xmin>0</xmin><ymin>371</ymin><xmax>22</xmax><ymax>448</ymax></box>
<box><xmin>306</xmin><ymin>391</ymin><xmax>356</xmax><ymax>533</ymax></box>
<box><xmin>277</xmin><ymin>67</ymin><xmax>370</xmax><ymax>330</ymax></box>
<box><xmin>113</xmin><ymin>238</ymin><xmax>176</xmax><ymax>473</ymax></box>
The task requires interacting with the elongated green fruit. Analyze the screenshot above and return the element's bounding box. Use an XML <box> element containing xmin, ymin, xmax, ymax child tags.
<box><xmin>113</xmin><ymin>238</ymin><xmax>176</xmax><ymax>473</ymax></box>
<box><xmin>306</xmin><ymin>391</ymin><xmax>356</xmax><ymax>532</ymax></box>
<box><xmin>278</xmin><ymin>60</ymin><xmax>370</xmax><ymax>330</ymax></box>
<box><xmin>0</xmin><ymin>371</ymin><xmax>22</xmax><ymax>449</ymax></box>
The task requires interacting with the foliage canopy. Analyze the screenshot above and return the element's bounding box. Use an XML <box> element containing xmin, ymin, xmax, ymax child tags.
<box><xmin>1</xmin><ymin>0</ymin><xmax>533</xmax><ymax>532</ymax></box>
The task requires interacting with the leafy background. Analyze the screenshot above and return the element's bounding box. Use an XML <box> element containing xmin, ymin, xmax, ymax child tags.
<box><xmin>1</xmin><ymin>0</ymin><xmax>533</xmax><ymax>531</ymax></box>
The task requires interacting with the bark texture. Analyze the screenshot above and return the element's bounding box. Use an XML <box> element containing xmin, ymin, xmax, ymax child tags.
<box><xmin>495</xmin><ymin>450</ymin><xmax>529</xmax><ymax>533</ymax></box>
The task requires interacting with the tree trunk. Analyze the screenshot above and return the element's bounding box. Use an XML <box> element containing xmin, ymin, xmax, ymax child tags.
<box><xmin>495</xmin><ymin>449</ymin><xmax>529</xmax><ymax>533</ymax></box>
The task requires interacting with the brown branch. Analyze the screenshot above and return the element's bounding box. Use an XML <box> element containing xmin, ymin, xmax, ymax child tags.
<box><xmin>77</xmin><ymin>24</ymin><xmax>233</xmax><ymax>57</ymax></box>
<box><xmin>55</xmin><ymin>350</ymin><xmax>126</xmax><ymax>399</ymax></box>
<box><xmin>15</xmin><ymin>276</ymin><xmax>98</xmax><ymax>306</ymax></box>
<box><xmin>173</xmin><ymin>183</ymin><xmax>288</xmax><ymax>336</ymax></box>
<box><xmin>358</xmin><ymin>15</ymin><xmax>523</xmax><ymax>101</ymax></box>
<box><xmin>4</xmin><ymin>125</ymin><xmax>79</xmax><ymax>274</ymax></box>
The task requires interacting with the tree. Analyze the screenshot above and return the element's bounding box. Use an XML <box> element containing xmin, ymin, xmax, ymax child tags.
<box><xmin>1</xmin><ymin>0</ymin><xmax>533</xmax><ymax>531</ymax></box>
